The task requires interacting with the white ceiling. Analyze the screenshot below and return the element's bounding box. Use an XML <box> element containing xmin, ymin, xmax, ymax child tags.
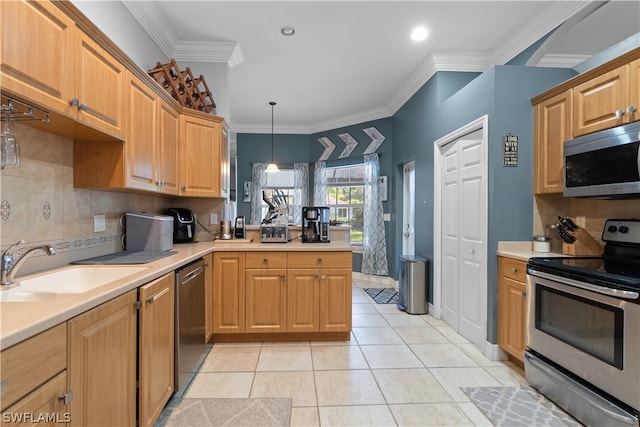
<box><xmin>123</xmin><ymin>1</ymin><xmax>640</xmax><ymax>134</ymax></box>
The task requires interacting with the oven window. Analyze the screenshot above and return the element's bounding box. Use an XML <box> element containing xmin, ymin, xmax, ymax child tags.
<box><xmin>535</xmin><ymin>285</ymin><xmax>624</xmax><ymax>369</ymax></box>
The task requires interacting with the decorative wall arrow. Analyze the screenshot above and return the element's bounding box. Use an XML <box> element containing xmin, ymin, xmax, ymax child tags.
<box><xmin>317</xmin><ymin>137</ymin><xmax>335</xmax><ymax>161</ymax></box>
<box><xmin>338</xmin><ymin>133</ymin><xmax>358</xmax><ymax>158</ymax></box>
<box><xmin>362</xmin><ymin>127</ymin><xmax>385</xmax><ymax>154</ymax></box>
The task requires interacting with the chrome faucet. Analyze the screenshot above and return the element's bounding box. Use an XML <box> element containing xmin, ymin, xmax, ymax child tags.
<box><xmin>1</xmin><ymin>240</ymin><xmax>56</xmax><ymax>286</ymax></box>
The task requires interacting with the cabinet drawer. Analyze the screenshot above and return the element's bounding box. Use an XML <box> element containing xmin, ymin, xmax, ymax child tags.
<box><xmin>1</xmin><ymin>323</ymin><xmax>67</xmax><ymax>411</ymax></box>
<box><xmin>500</xmin><ymin>257</ymin><xmax>527</xmax><ymax>283</ymax></box>
<box><xmin>245</xmin><ymin>252</ymin><xmax>287</xmax><ymax>269</ymax></box>
<box><xmin>287</xmin><ymin>252</ymin><xmax>352</xmax><ymax>269</ymax></box>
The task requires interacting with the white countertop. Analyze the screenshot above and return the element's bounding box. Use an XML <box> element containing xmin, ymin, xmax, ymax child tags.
<box><xmin>0</xmin><ymin>240</ymin><xmax>353</xmax><ymax>350</ymax></box>
<box><xmin>497</xmin><ymin>241</ymin><xmax>567</xmax><ymax>262</ymax></box>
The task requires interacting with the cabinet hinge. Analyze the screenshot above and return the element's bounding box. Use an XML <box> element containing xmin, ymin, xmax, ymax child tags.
<box><xmin>134</xmin><ymin>300</ymin><xmax>142</xmax><ymax>310</ymax></box>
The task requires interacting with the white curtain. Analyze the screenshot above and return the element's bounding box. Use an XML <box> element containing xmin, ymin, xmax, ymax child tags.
<box><xmin>313</xmin><ymin>161</ymin><xmax>327</xmax><ymax>206</ymax></box>
<box><xmin>293</xmin><ymin>163</ymin><xmax>309</xmax><ymax>224</ymax></box>
<box><xmin>361</xmin><ymin>153</ymin><xmax>388</xmax><ymax>276</ymax></box>
<box><xmin>250</xmin><ymin>163</ymin><xmax>268</xmax><ymax>224</ymax></box>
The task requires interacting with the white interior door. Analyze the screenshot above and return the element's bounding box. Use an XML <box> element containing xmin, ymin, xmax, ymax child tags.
<box><xmin>402</xmin><ymin>161</ymin><xmax>415</xmax><ymax>256</ymax></box>
<box><xmin>437</xmin><ymin>123</ymin><xmax>487</xmax><ymax>348</ymax></box>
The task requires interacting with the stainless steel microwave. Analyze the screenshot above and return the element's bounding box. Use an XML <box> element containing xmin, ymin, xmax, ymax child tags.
<box><xmin>564</xmin><ymin>121</ymin><xmax>640</xmax><ymax>198</ymax></box>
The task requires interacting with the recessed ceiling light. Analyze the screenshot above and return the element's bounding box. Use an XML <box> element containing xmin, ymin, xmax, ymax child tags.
<box><xmin>411</xmin><ymin>26</ymin><xmax>428</xmax><ymax>42</ymax></box>
<box><xmin>280</xmin><ymin>26</ymin><xmax>295</xmax><ymax>37</ymax></box>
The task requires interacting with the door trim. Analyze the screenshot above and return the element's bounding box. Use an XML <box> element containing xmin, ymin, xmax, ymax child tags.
<box><xmin>402</xmin><ymin>161</ymin><xmax>416</xmax><ymax>256</ymax></box>
<box><xmin>432</xmin><ymin>115</ymin><xmax>488</xmax><ymax>340</ymax></box>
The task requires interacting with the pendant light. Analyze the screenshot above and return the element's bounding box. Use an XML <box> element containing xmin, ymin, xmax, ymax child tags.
<box><xmin>266</xmin><ymin>101</ymin><xmax>279</xmax><ymax>172</ymax></box>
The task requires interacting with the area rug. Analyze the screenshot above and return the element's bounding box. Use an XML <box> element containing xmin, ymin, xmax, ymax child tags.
<box><xmin>155</xmin><ymin>398</ymin><xmax>292</xmax><ymax>426</ymax></box>
<box><xmin>462</xmin><ymin>386</ymin><xmax>582</xmax><ymax>427</ymax></box>
<box><xmin>364</xmin><ymin>287</ymin><xmax>399</xmax><ymax>304</ymax></box>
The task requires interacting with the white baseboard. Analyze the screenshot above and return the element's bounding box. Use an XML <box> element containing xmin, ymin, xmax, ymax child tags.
<box><xmin>484</xmin><ymin>341</ymin><xmax>509</xmax><ymax>361</ymax></box>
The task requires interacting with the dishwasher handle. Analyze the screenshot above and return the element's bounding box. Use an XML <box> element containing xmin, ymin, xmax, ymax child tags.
<box><xmin>180</xmin><ymin>266</ymin><xmax>203</xmax><ymax>284</ymax></box>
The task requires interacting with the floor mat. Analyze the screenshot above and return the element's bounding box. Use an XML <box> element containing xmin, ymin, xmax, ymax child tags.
<box><xmin>462</xmin><ymin>386</ymin><xmax>582</xmax><ymax>427</ymax></box>
<box><xmin>364</xmin><ymin>287</ymin><xmax>399</xmax><ymax>304</ymax></box>
<box><xmin>155</xmin><ymin>398</ymin><xmax>292</xmax><ymax>427</ymax></box>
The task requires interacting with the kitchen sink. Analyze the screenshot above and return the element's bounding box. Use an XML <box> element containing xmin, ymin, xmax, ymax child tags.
<box><xmin>11</xmin><ymin>265</ymin><xmax>149</xmax><ymax>295</ymax></box>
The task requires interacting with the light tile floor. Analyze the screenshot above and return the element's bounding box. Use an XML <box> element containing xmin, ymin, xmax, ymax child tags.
<box><xmin>184</xmin><ymin>277</ymin><xmax>531</xmax><ymax>426</ymax></box>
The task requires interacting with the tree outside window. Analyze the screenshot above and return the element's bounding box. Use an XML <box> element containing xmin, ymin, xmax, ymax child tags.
<box><xmin>325</xmin><ymin>164</ymin><xmax>364</xmax><ymax>245</ymax></box>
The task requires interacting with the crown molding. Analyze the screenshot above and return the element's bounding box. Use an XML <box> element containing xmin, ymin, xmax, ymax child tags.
<box><xmin>230</xmin><ymin>122</ymin><xmax>312</xmax><ymax>135</ymax></box>
<box><xmin>172</xmin><ymin>41</ymin><xmax>245</xmax><ymax>66</ymax></box>
<box><xmin>538</xmin><ymin>54</ymin><xmax>589</xmax><ymax>68</ymax></box>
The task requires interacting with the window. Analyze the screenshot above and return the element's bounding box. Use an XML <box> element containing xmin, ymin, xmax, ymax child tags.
<box><xmin>325</xmin><ymin>164</ymin><xmax>364</xmax><ymax>245</ymax></box>
<box><xmin>260</xmin><ymin>169</ymin><xmax>297</xmax><ymax>224</ymax></box>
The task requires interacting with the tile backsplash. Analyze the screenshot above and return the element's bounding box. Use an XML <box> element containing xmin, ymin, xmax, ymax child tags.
<box><xmin>0</xmin><ymin>123</ymin><xmax>225</xmax><ymax>276</ymax></box>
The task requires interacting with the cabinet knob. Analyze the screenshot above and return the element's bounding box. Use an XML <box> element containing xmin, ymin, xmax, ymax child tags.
<box><xmin>79</xmin><ymin>103</ymin><xmax>88</xmax><ymax>112</ymax></box>
<box><xmin>59</xmin><ymin>391</ymin><xmax>74</xmax><ymax>405</ymax></box>
<box><xmin>182</xmin><ymin>186</ymin><xmax>187</xmax><ymax>191</ymax></box>
<box><xmin>314</xmin><ymin>275</ymin><xmax>319</xmax><ymax>279</ymax></box>
<box><xmin>615</xmin><ymin>109</ymin><xmax>625</xmax><ymax>118</ymax></box>
<box><xmin>522</xmin><ymin>290</ymin><xmax>527</xmax><ymax>297</ymax></box>
<box><xmin>280</xmin><ymin>275</ymin><xmax>286</xmax><ymax>280</ymax></box>
<box><xmin>511</xmin><ymin>267</ymin><xmax>517</xmax><ymax>273</ymax></box>
<box><xmin>263</xmin><ymin>258</ymin><xmax>268</xmax><ymax>264</ymax></box>
<box><xmin>628</xmin><ymin>105</ymin><xmax>637</xmax><ymax>114</ymax></box>
<box><xmin>470</xmin><ymin>249</ymin><xmax>475</xmax><ymax>255</ymax></box>
<box><xmin>69</xmin><ymin>98</ymin><xmax>79</xmax><ymax>107</ymax></box>
<box><xmin>317</xmin><ymin>258</ymin><xmax>322</xmax><ymax>263</ymax></box>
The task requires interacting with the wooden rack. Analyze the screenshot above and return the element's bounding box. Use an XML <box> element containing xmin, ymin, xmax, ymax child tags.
<box><xmin>148</xmin><ymin>59</ymin><xmax>216</xmax><ymax>113</ymax></box>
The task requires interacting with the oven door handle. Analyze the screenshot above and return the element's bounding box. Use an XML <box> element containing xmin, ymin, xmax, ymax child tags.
<box><xmin>528</xmin><ymin>269</ymin><xmax>640</xmax><ymax>300</ymax></box>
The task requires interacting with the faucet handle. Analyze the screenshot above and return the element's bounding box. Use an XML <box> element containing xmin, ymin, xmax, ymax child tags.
<box><xmin>3</xmin><ymin>240</ymin><xmax>25</xmax><ymax>257</ymax></box>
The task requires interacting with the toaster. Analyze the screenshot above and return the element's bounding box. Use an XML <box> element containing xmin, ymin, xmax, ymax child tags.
<box><xmin>125</xmin><ymin>212</ymin><xmax>174</xmax><ymax>251</ymax></box>
<box><xmin>165</xmin><ymin>208</ymin><xmax>197</xmax><ymax>243</ymax></box>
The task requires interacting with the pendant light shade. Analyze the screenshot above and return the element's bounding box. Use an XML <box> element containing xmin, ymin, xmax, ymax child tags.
<box><xmin>266</xmin><ymin>101</ymin><xmax>279</xmax><ymax>172</ymax></box>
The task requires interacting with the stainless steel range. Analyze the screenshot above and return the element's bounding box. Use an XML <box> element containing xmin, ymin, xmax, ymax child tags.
<box><xmin>526</xmin><ymin>219</ymin><xmax>640</xmax><ymax>427</ymax></box>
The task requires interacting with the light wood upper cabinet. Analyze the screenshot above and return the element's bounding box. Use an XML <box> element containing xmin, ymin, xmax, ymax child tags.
<box><xmin>138</xmin><ymin>273</ymin><xmax>175</xmax><ymax>427</ymax></box>
<box><xmin>74</xmin><ymin>30</ymin><xmax>126</xmax><ymax>139</ymax></box>
<box><xmin>179</xmin><ymin>112</ymin><xmax>224</xmax><ymax>197</ymax></box>
<box><xmin>68</xmin><ymin>290</ymin><xmax>137</xmax><ymax>427</ymax></box>
<box><xmin>573</xmin><ymin>62</ymin><xmax>638</xmax><ymax>136</ymax></box>
<box><xmin>212</xmin><ymin>252</ymin><xmax>246</xmax><ymax>333</ymax></box>
<box><xmin>125</xmin><ymin>71</ymin><xmax>159</xmax><ymax>192</ymax></box>
<box><xmin>158</xmin><ymin>99</ymin><xmax>180</xmax><ymax>195</ymax></box>
<box><xmin>533</xmin><ymin>90</ymin><xmax>572</xmax><ymax>194</ymax></box>
<box><xmin>0</xmin><ymin>0</ymin><xmax>75</xmax><ymax>115</ymax></box>
<box><xmin>497</xmin><ymin>256</ymin><xmax>527</xmax><ymax>363</ymax></box>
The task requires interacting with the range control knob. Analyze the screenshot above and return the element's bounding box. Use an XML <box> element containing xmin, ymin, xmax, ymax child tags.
<box><xmin>608</xmin><ymin>225</ymin><xmax>618</xmax><ymax>233</ymax></box>
<box><xmin>618</xmin><ymin>225</ymin><xmax>629</xmax><ymax>234</ymax></box>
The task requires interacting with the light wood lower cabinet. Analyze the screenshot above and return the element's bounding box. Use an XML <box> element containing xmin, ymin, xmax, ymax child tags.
<box><xmin>213</xmin><ymin>252</ymin><xmax>246</xmax><ymax>333</ymax></box>
<box><xmin>67</xmin><ymin>290</ymin><xmax>138</xmax><ymax>427</ymax></box>
<box><xmin>138</xmin><ymin>273</ymin><xmax>175</xmax><ymax>427</ymax></box>
<box><xmin>1</xmin><ymin>323</ymin><xmax>68</xmax><ymax>424</ymax></box>
<box><xmin>212</xmin><ymin>250</ymin><xmax>352</xmax><ymax>338</ymax></box>
<box><xmin>497</xmin><ymin>256</ymin><xmax>527</xmax><ymax>363</ymax></box>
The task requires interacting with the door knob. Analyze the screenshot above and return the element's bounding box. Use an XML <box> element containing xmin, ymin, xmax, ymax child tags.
<box><xmin>470</xmin><ymin>249</ymin><xmax>475</xmax><ymax>254</ymax></box>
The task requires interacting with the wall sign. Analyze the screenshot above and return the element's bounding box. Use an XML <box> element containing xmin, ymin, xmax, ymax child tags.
<box><xmin>503</xmin><ymin>134</ymin><xmax>518</xmax><ymax>166</ymax></box>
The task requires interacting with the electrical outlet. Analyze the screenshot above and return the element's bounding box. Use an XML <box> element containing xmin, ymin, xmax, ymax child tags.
<box><xmin>93</xmin><ymin>214</ymin><xmax>106</xmax><ymax>232</ymax></box>
<box><xmin>210</xmin><ymin>213</ymin><xmax>218</xmax><ymax>224</ymax></box>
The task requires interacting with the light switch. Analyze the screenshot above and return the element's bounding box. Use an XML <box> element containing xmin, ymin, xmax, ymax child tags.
<box><xmin>93</xmin><ymin>214</ymin><xmax>106</xmax><ymax>232</ymax></box>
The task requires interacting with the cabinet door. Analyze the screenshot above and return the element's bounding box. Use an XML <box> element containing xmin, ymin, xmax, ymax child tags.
<box><xmin>287</xmin><ymin>269</ymin><xmax>320</xmax><ymax>332</ymax></box>
<box><xmin>0</xmin><ymin>0</ymin><xmax>75</xmax><ymax>115</ymax></box>
<box><xmin>629</xmin><ymin>58</ymin><xmax>640</xmax><ymax>124</ymax></box>
<box><xmin>179</xmin><ymin>114</ymin><xmax>222</xmax><ymax>197</ymax></box>
<box><xmin>158</xmin><ymin>99</ymin><xmax>180</xmax><ymax>195</ymax></box>
<box><xmin>573</xmin><ymin>64</ymin><xmax>629</xmax><ymax>136</ymax></box>
<box><xmin>1</xmin><ymin>371</ymin><xmax>69</xmax><ymax>426</ymax></box>
<box><xmin>319</xmin><ymin>269</ymin><xmax>352</xmax><ymax>332</ymax></box>
<box><xmin>68</xmin><ymin>290</ymin><xmax>137</xmax><ymax>427</ymax></box>
<box><xmin>75</xmin><ymin>30</ymin><xmax>126</xmax><ymax>139</ymax></box>
<box><xmin>138</xmin><ymin>273</ymin><xmax>175</xmax><ymax>427</ymax></box>
<box><xmin>125</xmin><ymin>71</ymin><xmax>158</xmax><ymax>192</ymax></box>
<box><xmin>246</xmin><ymin>269</ymin><xmax>287</xmax><ymax>333</ymax></box>
<box><xmin>533</xmin><ymin>90</ymin><xmax>572</xmax><ymax>194</ymax></box>
<box><xmin>497</xmin><ymin>257</ymin><xmax>527</xmax><ymax>362</ymax></box>
<box><xmin>220</xmin><ymin>123</ymin><xmax>230</xmax><ymax>198</ymax></box>
<box><xmin>204</xmin><ymin>254</ymin><xmax>214</xmax><ymax>342</ymax></box>
<box><xmin>213</xmin><ymin>252</ymin><xmax>245</xmax><ymax>333</ymax></box>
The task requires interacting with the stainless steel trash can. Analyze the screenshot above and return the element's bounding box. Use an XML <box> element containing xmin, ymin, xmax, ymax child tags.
<box><xmin>397</xmin><ymin>255</ymin><xmax>428</xmax><ymax>314</ymax></box>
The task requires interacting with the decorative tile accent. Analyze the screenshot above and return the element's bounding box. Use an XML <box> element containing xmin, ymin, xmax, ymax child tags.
<box><xmin>1</xmin><ymin>199</ymin><xmax>10</xmax><ymax>221</ymax></box>
<box><xmin>43</xmin><ymin>201</ymin><xmax>51</xmax><ymax>220</ymax></box>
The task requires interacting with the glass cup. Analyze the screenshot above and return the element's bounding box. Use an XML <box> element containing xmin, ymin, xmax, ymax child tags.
<box><xmin>1</xmin><ymin>116</ymin><xmax>19</xmax><ymax>169</ymax></box>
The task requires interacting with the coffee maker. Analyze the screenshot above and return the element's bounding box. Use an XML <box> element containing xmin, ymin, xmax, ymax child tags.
<box><xmin>301</xmin><ymin>207</ymin><xmax>330</xmax><ymax>243</ymax></box>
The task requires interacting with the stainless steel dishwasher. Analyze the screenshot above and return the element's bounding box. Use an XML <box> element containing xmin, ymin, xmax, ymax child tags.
<box><xmin>175</xmin><ymin>258</ymin><xmax>206</xmax><ymax>392</ymax></box>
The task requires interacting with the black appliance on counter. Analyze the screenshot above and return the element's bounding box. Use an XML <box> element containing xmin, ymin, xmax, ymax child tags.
<box><xmin>302</xmin><ymin>206</ymin><xmax>330</xmax><ymax>243</ymax></box>
<box><xmin>234</xmin><ymin>215</ymin><xmax>246</xmax><ymax>239</ymax></box>
<box><xmin>525</xmin><ymin>219</ymin><xmax>640</xmax><ymax>427</ymax></box>
<box><xmin>165</xmin><ymin>208</ymin><xmax>196</xmax><ymax>243</ymax></box>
